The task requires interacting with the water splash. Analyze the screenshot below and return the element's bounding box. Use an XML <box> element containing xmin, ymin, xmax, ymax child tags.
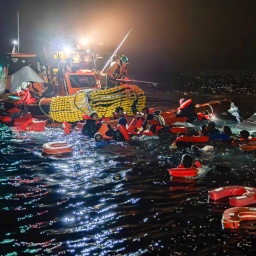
<box><xmin>228</xmin><ymin>102</ymin><xmax>241</xmax><ymax>122</ymax></box>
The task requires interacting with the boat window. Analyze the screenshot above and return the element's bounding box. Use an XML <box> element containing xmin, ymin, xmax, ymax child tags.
<box><xmin>69</xmin><ymin>75</ymin><xmax>96</xmax><ymax>88</ymax></box>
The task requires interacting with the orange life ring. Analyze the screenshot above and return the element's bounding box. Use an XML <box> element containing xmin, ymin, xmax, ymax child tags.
<box><xmin>175</xmin><ymin>135</ymin><xmax>210</xmax><ymax>143</ymax></box>
<box><xmin>239</xmin><ymin>140</ymin><xmax>256</xmax><ymax>151</ymax></box>
<box><xmin>179</xmin><ymin>99</ymin><xmax>192</xmax><ymax>110</ymax></box>
<box><xmin>208</xmin><ymin>186</ymin><xmax>248</xmax><ymax>200</ymax></box>
<box><xmin>169</xmin><ymin>126</ymin><xmax>187</xmax><ymax>134</ymax></box>
<box><xmin>229</xmin><ymin>191</ymin><xmax>256</xmax><ymax>207</ymax></box>
<box><xmin>222</xmin><ymin>207</ymin><xmax>256</xmax><ymax>229</ymax></box>
<box><xmin>117</xmin><ymin>124</ymin><xmax>130</xmax><ymax>141</ymax></box>
<box><xmin>169</xmin><ymin>168</ymin><xmax>198</xmax><ymax>177</ymax></box>
<box><xmin>209</xmin><ymin>186</ymin><xmax>256</xmax><ymax>207</ymax></box>
<box><xmin>43</xmin><ymin>141</ymin><xmax>73</xmax><ymax>155</ymax></box>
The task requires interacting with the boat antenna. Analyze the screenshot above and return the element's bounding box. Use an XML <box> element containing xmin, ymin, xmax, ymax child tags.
<box><xmin>100</xmin><ymin>29</ymin><xmax>132</xmax><ymax>75</ymax></box>
<box><xmin>17</xmin><ymin>11</ymin><xmax>20</xmax><ymax>53</ymax></box>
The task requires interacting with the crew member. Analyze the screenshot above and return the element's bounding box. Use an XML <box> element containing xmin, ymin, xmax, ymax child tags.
<box><xmin>106</xmin><ymin>55</ymin><xmax>129</xmax><ymax>87</ymax></box>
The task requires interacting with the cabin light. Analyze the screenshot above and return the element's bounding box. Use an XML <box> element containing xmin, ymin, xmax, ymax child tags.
<box><xmin>63</xmin><ymin>46</ymin><xmax>72</xmax><ymax>55</ymax></box>
<box><xmin>80</xmin><ymin>38</ymin><xmax>89</xmax><ymax>45</ymax></box>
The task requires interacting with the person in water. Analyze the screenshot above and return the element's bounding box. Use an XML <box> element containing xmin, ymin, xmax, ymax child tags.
<box><xmin>178</xmin><ymin>154</ymin><xmax>202</xmax><ymax>168</ymax></box>
<box><xmin>141</xmin><ymin>109</ymin><xmax>165</xmax><ymax>131</ymax></box>
<box><xmin>113</xmin><ymin>107</ymin><xmax>128</xmax><ymax>119</ymax></box>
<box><xmin>232</xmin><ymin>129</ymin><xmax>250</xmax><ymax>146</ymax></box>
<box><xmin>201</xmin><ymin>121</ymin><xmax>220</xmax><ymax>135</ymax></box>
<box><xmin>106</xmin><ymin>55</ymin><xmax>129</xmax><ymax>87</ymax></box>
<box><xmin>82</xmin><ymin>112</ymin><xmax>102</xmax><ymax>138</ymax></box>
<box><xmin>175</xmin><ymin>98</ymin><xmax>197</xmax><ymax>122</ymax></box>
<box><xmin>207</xmin><ymin>125</ymin><xmax>232</xmax><ymax>141</ymax></box>
<box><xmin>93</xmin><ymin>133</ymin><xmax>109</xmax><ymax>146</ymax></box>
<box><xmin>239</xmin><ymin>130</ymin><xmax>250</xmax><ymax>140</ymax></box>
<box><xmin>105</xmin><ymin>117</ymin><xmax>128</xmax><ymax>141</ymax></box>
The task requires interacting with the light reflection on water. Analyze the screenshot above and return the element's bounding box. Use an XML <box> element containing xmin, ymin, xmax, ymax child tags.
<box><xmin>0</xmin><ymin>91</ymin><xmax>256</xmax><ymax>255</ymax></box>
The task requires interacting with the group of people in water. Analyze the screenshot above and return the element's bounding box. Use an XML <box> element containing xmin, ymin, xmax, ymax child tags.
<box><xmin>78</xmin><ymin>55</ymin><xmax>255</xmax><ymax>171</ymax></box>
<box><xmin>79</xmin><ymin>97</ymin><xmax>254</xmax><ymax>147</ymax></box>
<box><xmin>78</xmin><ymin>95</ymin><xmax>254</xmax><ymax>171</ymax></box>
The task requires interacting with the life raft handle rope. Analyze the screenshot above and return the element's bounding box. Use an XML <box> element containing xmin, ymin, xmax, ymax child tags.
<box><xmin>38</xmin><ymin>97</ymin><xmax>53</xmax><ymax>120</ymax></box>
<box><xmin>73</xmin><ymin>89</ymin><xmax>93</xmax><ymax>114</ymax></box>
<box><xmin>195</xmin><ymin>102</ymin><xmax>214</xmax><ymax>115</ymax></box>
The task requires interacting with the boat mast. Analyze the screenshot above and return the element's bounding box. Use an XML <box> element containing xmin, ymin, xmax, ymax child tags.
<box><xmin>17</xmin><ymin>11</ymin><xmax>20</xmax><ymax>53</ymax></box>
<box><xmin>100</xmin><ymin>29</ymin><xmax>132</xmax><ymax>75</ymax></box>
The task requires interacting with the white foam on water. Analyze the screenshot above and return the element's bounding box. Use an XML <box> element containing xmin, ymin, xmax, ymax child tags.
<box><xmin>228</xmin><ymin>102</ymin><xmax>241</xmax><ymax>122</ymax></box>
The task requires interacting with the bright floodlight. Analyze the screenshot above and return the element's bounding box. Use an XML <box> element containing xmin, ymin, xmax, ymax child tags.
<box><xmin>63</xmin><ymin>46</ymin><xmax>72</xmax><ymax>55</ymax></box>
<box><xmin>80</xmin><ymin>38</ymin><xmax>89</xmax><ymax>45</ymax></box>
<box><xmin>13</xmin><ymin>40</ymin><xmax>17</xmax><ymax>45</ymax></box>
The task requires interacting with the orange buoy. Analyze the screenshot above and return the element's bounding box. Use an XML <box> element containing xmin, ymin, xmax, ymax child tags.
<box><xmin>222</xmin><ymin>207</ymin><xmax>256</xmax><ymax>229</ymax></box>
<box><xmin>43</xmin><ymin>141</ymin><xmax>73</xmax><ymax>155</ymax></box>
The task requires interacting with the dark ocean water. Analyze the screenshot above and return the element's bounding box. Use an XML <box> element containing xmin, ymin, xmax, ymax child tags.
<box><xmin>1</xmin><ymin>72</ymin><xmax>256</xmax><ymax>255</ymax></box>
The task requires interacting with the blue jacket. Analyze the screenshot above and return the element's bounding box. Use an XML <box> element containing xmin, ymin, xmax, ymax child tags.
<box><xmin>209</xmin><ymin>132</ymin><xmax>230</xmax><ymax>141</ymax></box>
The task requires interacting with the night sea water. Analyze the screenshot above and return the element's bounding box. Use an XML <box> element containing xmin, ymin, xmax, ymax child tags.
<box><xmin>1</xmin><ymin>71</ymin><xmax>256</xmax><ymax>255</ymax></box>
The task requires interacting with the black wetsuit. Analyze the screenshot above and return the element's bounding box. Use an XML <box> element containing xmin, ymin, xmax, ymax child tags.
<box><xmin>82</xmin><ymin>119</ymin><xmax>102</xmax><ymax>138</ymax></box>
<box><xmin>175</xmin><ymin>102</ymin><xmax>197</xmax><ymax>122</ymax></box>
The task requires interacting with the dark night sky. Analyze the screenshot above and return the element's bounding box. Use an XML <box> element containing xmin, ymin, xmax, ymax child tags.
<box><xmin>1</xmin><ymin>0</ymin><xmax>256</xmax><ymax>75</ymax></box>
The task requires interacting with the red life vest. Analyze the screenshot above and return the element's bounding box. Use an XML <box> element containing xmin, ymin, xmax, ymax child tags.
<box><xmin>197</xmin><ymin>112</ymin><xmax>210</xmax><ymax>121</ymax></box>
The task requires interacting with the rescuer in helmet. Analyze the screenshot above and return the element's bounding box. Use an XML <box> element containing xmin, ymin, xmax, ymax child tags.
<box><xmin>106</xmin><ymin>55</ymin><xmax>129</xmax><ymax>87</ymax></box>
